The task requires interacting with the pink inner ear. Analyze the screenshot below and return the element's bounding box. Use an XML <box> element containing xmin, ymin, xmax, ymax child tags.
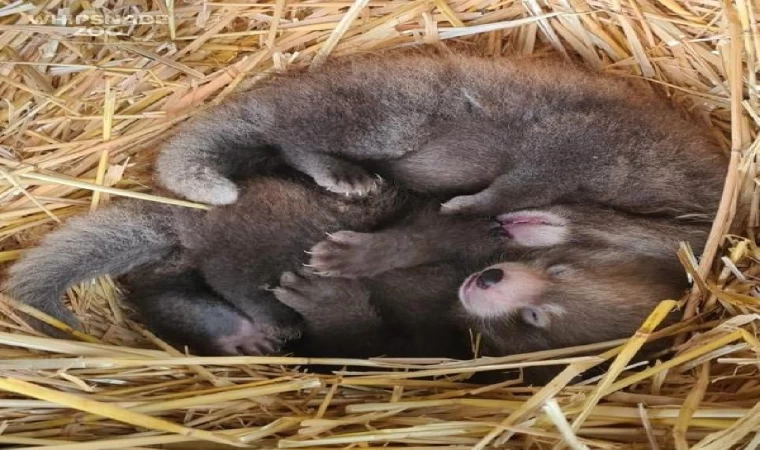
<box><xmin>496</xmin><ymin>211</ymin><xmax>568</xmax><ymax>247</ymax></box>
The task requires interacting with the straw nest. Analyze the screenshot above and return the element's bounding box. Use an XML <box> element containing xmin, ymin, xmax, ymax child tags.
<box><xmin>0</xmin><ymin>0</ymin><xmax>758</xmax><ymax>448</ymax></box>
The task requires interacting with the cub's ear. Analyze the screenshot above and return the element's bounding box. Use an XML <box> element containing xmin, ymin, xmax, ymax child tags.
<box><xmin>496</xmin><ymin>210</ymin><xmax>568</xmax><ymax>247</ymax></box>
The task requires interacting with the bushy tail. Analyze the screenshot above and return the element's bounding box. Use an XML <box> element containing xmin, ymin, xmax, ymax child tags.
<box><xmin>3</xmin><ymin>201</ymin><xmax>181</xmax><ymax>330</ymax></box>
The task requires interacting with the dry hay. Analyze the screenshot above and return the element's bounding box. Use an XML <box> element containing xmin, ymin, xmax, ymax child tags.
<box><xmin>0</xmin><ymin>0</ymin><xmax>758</xmax><ymax>448</ymax></box>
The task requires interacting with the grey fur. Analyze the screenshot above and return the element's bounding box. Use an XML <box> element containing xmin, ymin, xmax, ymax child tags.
<box><xmin>3</xmin><ymin>174</ymin><xmax>430</xmax><ymax>352</ymax></box>
<box><xmin>3</xmin><ymin>201</ymin><xmax>180</xmax><ymax>333</ymax></box>
<box><xmin>155</xmin><ymin>49</ymin><xmax>726</xmax><ymax>220</ymax></box>
<box><xmin>125</xmin><ymin>267</ymin><xmax>288</xmax><ymax>355</ymax></box>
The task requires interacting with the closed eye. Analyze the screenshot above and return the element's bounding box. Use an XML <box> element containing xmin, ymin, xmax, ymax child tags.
<box><xmin>546</xmin><ymin>264</ymin><xmax>572</xmax><ymax>278</ymax></box>
<box><xmin>520</xmin><ymin>307</ymin><xmax>550</xmax><ymax>328</ymax></box>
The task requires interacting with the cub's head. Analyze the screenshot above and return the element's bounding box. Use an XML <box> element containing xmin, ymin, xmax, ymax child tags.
<box><xmin>463</xmin><ymin>206</ymin><xmax>705</xmax><ymax>357</ymax></box>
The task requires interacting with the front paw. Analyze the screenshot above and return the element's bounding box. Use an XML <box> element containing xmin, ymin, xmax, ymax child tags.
<box><xmin>167</xmin><ymin>171</ymin><xmax>239</xmax><ymax>205</ymax></box>
<box><xmin>439</xmin><ymin>186</ymin><xmax>502</xmax><ymax>216</ymax></box>
<box><xmin>274</xmin><ymin>270</ymin><xmax>361</xmax><ymax>313</ymax></box>
<box><xmin>440</xmin><ymin>194</ymin><xmax>484</xmax><ymax>215</ymax></box>
<box><xmin>156</xmin><ymin>155</ymin><xmax>239</xmax><ymax>205</ymax></box>
<box><xmin>274</xmin><ymin>271</ymin><xmax>373</xmax><ymax>330</ymax></box>
<box><xmin>273</xmin><ymin>271</ymin><xmax>321</xmax><ymax>313</ymax></box>
<box><xmin>308</xmin><ymin>231</ymin><xmax>386</xmax><ymax>278</ymax></box>
<box><xmin>313</xmin><ymin>165</ymin><xmax>381</xmax><ymax>197</ymax></box>
<box><xmin>195</xmin><ymin>175</ymin><xmax>240</xmax><ymax>205</ymax></box>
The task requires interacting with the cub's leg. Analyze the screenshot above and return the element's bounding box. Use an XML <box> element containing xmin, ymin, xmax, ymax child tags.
<box><xmin>308</xmin><ymin>213</ymin><xmax>500</xmax><ymax>277</ymax></box>
<box><xmin>440</xmin><ymin>172</ymin><xmax>568</xmax><ymax>216</ymax></box>
<box><xmin>125</xmin><ymin>270</ymin><xmax>301</xmax><ymax>355</ymax></box>
<box><xmin>274</xmin><ymin>271</ymin><xmax>380</xmax><ymax>329</ymax></box>
<box><xmin>281</xmin><ymin>152</ymin><xmax>381</xmax><ymax>197</ymax></box>
<box><xmin>273</xmin><ymin>271</ymin><xmax>385</xmax><ymax>357</ymax></box>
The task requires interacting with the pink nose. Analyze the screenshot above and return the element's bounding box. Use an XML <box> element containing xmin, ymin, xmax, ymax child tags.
<box><xmin>476</xmin><ymin>268</ymin><xmax>504</xmax><ymax>289</ymax></box>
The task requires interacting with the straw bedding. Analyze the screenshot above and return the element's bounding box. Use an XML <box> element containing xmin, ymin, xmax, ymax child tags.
<box><xmin>0</xmin><ymin>0</ymin><xmax>758</xmax><ymax>448</ymax></box>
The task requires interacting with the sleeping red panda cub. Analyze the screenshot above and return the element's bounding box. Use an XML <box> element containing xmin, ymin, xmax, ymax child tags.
<box><xmin>6</xmin><ymin>172</ymin><xmax>703</xmax><ymax>363</ymax></box>
<box><xmin>279</xmin><ymin>205</ymin><xmax>703</xmax><ymax>363</ymax></box>
<box><xmin>155</xmin><ymin>49</ymin><xmax>726</xmax><ymax>223</ymax></box>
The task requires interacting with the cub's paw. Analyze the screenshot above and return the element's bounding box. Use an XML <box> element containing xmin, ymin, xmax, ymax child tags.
<box><xmin>182</xmin><ymin>314</ymin><xmax>300</xmax><ymax>356</ymax></box>
<box><xmin>155</xmin><ymin>153</ymin><xmax>240</xmax><ymax>205</ymax></box>
<box><xmin>441</xmin><ymin>189</ymin><xmax>501</xmax><ymax>216</ymax></box>
<box><xmin>274</xmin><ymin>270</ymin><xmax>362</xmax><ymax>313</ymax></box>
<box><xmin>209</xmin><ymin>318</ymin><xmax>293</xmax><ymax>356</ymax></box>
<box><xmin>440</xmin><ymin>194</ymin><xmax>485</xmax><ymax>215</ymax></box>
<box><xmin>308</xmin><ymin>231</ymin><xmax>388</xmax><ymax>278</ymax></box>
<box><xmin>194</xmin><ymin>175</ymin><xmax>240</xmax><ymax>206</ymax></box>
<box><xmin>274</xmin><ymin>271</ymin><xmax>372</xmax><ymax>329</ymax></box>
<box><xmin>313</xmin><ymin>163</ymin><xmax>381</xmax><ymax>197</ymax></box>
<box><xmin>165</xmin><ymin>172</ymin><xmax>239</xmax><ymax>205</ymax></box>
<box><xmin>273</xmin><ymin>271</ymin><xmax>323</xmax><ymax>313</ymax></box>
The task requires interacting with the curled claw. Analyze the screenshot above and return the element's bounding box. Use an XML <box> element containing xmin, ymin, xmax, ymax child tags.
<box><xmin>261</xmin><ymin>283</ymin><xmax>278</xmax><ymax>292</ymax></box>
<box><xmin>323</xmin><ymin>230</ymin><xmax>361</xmax><ymax>244</ymax></box>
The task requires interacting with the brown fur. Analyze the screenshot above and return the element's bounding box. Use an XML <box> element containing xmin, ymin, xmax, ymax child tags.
<box><xmin>124</xmin><ymin>176</ymin><xmax>706</xmax><ymax>370</ymax></box>
<box><xmin>5</xmin><ymin>170</ymin><xmax>705</xmax><ymax>384</ymax></box>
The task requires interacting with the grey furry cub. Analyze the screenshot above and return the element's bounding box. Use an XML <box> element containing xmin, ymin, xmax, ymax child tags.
<box><xmin>156</xmin><ymin>49</ymin><xmax>727</xmax><ymax>218</ymax></box>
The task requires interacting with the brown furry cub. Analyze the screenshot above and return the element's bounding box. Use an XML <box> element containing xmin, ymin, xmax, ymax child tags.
<box><xmin>5</xmin><ymin>174</ymin><xmax>706</xmax><ymax>365</ymax></box>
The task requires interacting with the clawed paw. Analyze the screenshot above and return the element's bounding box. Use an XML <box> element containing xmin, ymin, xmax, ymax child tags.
<box><xmin>273</xmin><ymin>271</ymin><xmax>321</xmax><ymax>313</ymax></box>
<box><xmin>308</xmin><ymin>231</ymin><xmax>378</xmax><ymax>278</ymax></box>
<box><xmin>315</xmin><ymin>167</ymin><xmax>382</xmax><ymax>197</ymax></box>
<box><xmin>212</xmin><ymin>320</ymin><xmax>286</xmax><ymax>355</ymax></box>
<box><xmin>274</xmin><ymin>270</ymin><xmax>361</xmax><ymax>315</ymax></box>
